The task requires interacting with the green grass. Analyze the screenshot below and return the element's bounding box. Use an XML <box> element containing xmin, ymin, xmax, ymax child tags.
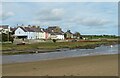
<box><xmin>1</xmin><ymin>41</ymin><xmax>113</xmax><ymax>51</ymax></box>
<box><xmin>1</xmin><ymin>40</ymin><xmax>118</xmax><ymax>55</ymax></box>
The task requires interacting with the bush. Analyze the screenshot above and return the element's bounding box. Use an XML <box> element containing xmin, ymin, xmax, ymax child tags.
<box><xmin>53</xmin><ymin>39</ymin><xmax>57</xmax><ymax>43</ymax></box>
<box><xmin>0</xmin><ymin>33</ymin><xmax>14</xmax><ymax>43</ymax></box>
<box><xmin>1</xmin><ymin>33</ymin><xmax>8</xmax><ymax>42</ymax></box>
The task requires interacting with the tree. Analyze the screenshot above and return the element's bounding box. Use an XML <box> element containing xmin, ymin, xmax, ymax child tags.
<box><xmin>64</xmin><ymin>33</ymin><xmax>67</xmax><ymax>39</ymax></box>
<box><xmin>74</xmin><ymin>32</ymin><xmax>81</xmax><ymax>39</ymax></box>
<box><xmin>0</xmin><ymin>32</ymin><xmax>14</xmax><ymax>43</ymax></box>
<box><xmin>1</xmin><ymin>33</ymin><xmax>8</xmax><ymax>42</ymax></box>
<box><xmin>9</xmin><ymin>36</ymin><xmax>14</xmax><ymax>43</ymax></box>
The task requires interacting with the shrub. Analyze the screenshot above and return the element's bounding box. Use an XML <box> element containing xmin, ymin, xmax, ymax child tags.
<box><xmin>53</xmin><ymin>39</ymin><xmax>57</xmax><ymax>43</ymax></box>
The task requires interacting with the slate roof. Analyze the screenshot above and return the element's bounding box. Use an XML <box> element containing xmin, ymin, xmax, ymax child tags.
<box><xmin>17</xmin><ymin>26</ymin><xmax>43</xmax><ymax>32</ymax></box>
<box><xmin>48</xmin><ymin>26</ymin><xmax>59</xmax><ymax>29</ymax></box>
<box><xmin>50</xmin><ymin>32</ymin><xmax>64</xmax><ymax>35</ymax></box>
<box><xmin>47</xmin><ymin>26</ymin><xmax>60</xmax><ymax>31</ymax></box>
<box><xmin>46</xmin><ymin>26</ymin><xmax>64</xmax><ymax>34</ymax></box>
<box><xmin>0</xmin><ymin>25</ymin><xmax>9</xmax><ymax>29</ymax></box>
<box><xmin>65</xmin><ymin>30</ymin><xmax>73</xmax><ymax>34</ymax></box>
<box><xmin>45</xmin><ymin>29</ymin><xmax>64</xmax><ymax>35</ymax></box>
<box><xmin>10</xmin><ymin>27</ymin><xmax>17</xmax><ymax>32</ymax></box>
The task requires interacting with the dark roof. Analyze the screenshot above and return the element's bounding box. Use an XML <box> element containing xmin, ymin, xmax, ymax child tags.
<box><xmin>45</xmin><ymin>29</ymin><xmax>64</xmax><ymax>34</ymax></box>
<box><xmin>46</xmin><ymin>26</ymin><xmax>64</xmax><ymax>34</ymax></box>
<box><xmin>17</xmin><ymin>26</ymin><xmax>43</xmax><ymax>32</ymax></box>
<box><xmin>24</xmin><ymin>27</ymin><xmax>34</xmax><ymax>32</ymax></box>
<box><xmin>10</xmin><ymin>27</ymin><xmax>17</xmax><ymax>31</ymax></box>
<box><xmin>50</xmin><ymin>32</ymin><xmax>64</xmax><ymax>35</ymax></box>
<box><xmin>30</xmin><ymin>27</ymin><xmax>43</xmax><ymax>32</ymax></box>
<box><xmin>19</xmin><ymin>27</ymin><xmax>28</xmax><ymax>32</ymax></box>
<box><xmin>61</xmin><ymin>31</ymin><xmax>64</xmax><ymax>33</ymax></box>
<box><xmin>0</xmin><ymin>25</ymin><xmax>9</xmax><ymax>29</ymax></box>
<box><xmin>48</xmin><ymin>26</ymin><xmax>59</xmax><ymax>29</ymax></box>
<box><xmin>44</xmin><ymin>29</ymin><xmax>52</xmax><ymax>33</ymax></box>
<box><xmin>66</xmin><ymin>30</ymin><xmax>73</xmax><ymax>34</ymax></box>
<box><xmin>47</xmin><ymin>26</ymin><xmax>60</xmax><ymax>31</ymax></box>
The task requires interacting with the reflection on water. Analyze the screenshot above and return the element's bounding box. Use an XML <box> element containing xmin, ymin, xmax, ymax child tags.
<box><xmin>2</xmin><ymin>44</ymin><xmax>119</xmax><ymax>64</ymax></box>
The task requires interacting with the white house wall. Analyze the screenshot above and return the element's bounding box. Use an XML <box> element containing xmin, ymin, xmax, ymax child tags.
<box><xmin>38</xmin><ymin>32</ymin><xmax>46</xmax><ymax>39</ymax></box>
<box><xmin>50</xmin><ymin>34</ymin><xmax>64</xmax><ymax>40</ymax></box>
<box><xmin>15</xmin><ymin>27</ymin><xmax>27</xmax><ymax>36</ymax></box>
<box><xmin>15</xmin><ymin>27</ymin><xmax>58</xmax><ymax>40</ymax></box>
<box><xmin>56</xmin><ymin>35</ymin><xmax>64</xmax><ymax>40</ymax></box>
<box><xmin>27</xmin><ymin>32</ymin><xmax>46</xmax><ymax>39</ymax></box>
<box><xmin>35</xmin><ymin>32</ymin><xmax>40</xmax><ymax>39</ymax></box>
<box><xmin>27</xmin><ymin>32</ymin><xmax>37</xmax><ymax>39</ymax></box>
<box><xmin>15</xmin><ymin>28</ymin><xmax>36</xmax><ymax>39</ymax></box>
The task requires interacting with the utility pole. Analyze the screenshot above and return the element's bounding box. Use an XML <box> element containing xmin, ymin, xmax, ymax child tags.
<box><xmin>8</xmin><ymin>26</ymin><xmax>11</xmax><ymax>42</ymax></box>
<box><xmin>7</xmin><ymin>31</ymin><xmax>9</xmax><ymax>42</ymax></box>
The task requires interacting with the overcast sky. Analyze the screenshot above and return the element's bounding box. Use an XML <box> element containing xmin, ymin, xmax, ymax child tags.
<box><xmin>0</xmin><ymin>2</ymin><xmax>118</xmax><ymax>35</ymax></box>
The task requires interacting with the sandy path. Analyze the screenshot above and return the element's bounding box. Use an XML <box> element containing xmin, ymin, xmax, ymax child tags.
<box><xmin>2</xmin><ymin>54</ymin><xmax>118</xmax><ymax>76</ymax></box>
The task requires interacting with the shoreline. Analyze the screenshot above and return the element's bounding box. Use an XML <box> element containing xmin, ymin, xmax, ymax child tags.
<box><xmin>2</xmin><ymin>40</ymin><xmax>118</xmax><ymax>55</ymax></box>
<box><xmin>2</xmin><ymin>54</ymin><xmax>119</xmax><ymax>65</ymax></box>
<box><xmin>2</xmin><ymin>54</ymin><xmax>118</xmax><ymax>76</ymax></box>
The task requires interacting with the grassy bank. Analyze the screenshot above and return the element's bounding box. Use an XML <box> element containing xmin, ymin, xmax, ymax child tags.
<box><xmin>1</xmin><ymin>40</ymin><xmax>118</xmax><ymax>55</ymax></box>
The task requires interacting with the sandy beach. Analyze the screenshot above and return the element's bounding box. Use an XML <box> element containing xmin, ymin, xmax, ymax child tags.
<box><xmin>2</xmin><ymin>54</ymin><xmax>118</xmax><ymax>76</ymax></box>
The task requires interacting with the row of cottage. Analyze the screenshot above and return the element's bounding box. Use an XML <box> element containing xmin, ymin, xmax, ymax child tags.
<box><xmin>0</xmin><ymin>25</ymin><xmax>80</xmax><ymax>40</ymax></box>
<box><xmin>15</xmin><ymin>26</ymin><xmax>65</xmax><ymax>40</ymax></box>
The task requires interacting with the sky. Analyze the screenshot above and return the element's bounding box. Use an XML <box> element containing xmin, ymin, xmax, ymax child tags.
<box><xmin>0</xmin><ymin>2</ymin><xmax>118</xmax><ymax>35</ymax></box>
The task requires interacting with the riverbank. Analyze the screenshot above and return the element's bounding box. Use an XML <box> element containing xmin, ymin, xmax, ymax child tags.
<box><xmin>2</xmin><ymin>54</ymin><xmax>118</xmax><ymax>76</ymax></box>
<box><xmin>1</xmin><ymin>40</ymin><xmax>118</xmax><ymax>55</ymax></box>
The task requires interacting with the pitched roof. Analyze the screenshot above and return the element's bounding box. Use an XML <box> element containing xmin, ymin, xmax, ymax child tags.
<box><xmin>10</xmin><ymin>27</ymin><xmax>17</xmax><ymax>31</ymax></box>
<box><xmin>50</xmin><ymin>32</ymin><xmax>64</xmax><ymax>35</ymax></box>
<box><xmin>20</xmin><ymin>27</ymin><xmax>28</xmax><ymax>32</ymax></box>
<box><xmin>46</xmin><ymin>26</ymin><xmax>64</xmax><ymax>34</ymax></box>
<box><xmin>48</xmin><ymin>26</ymin><xmax>59</xmax><ymax>29</ymax></box>
<box><xmin>0</xmin><ymin>25</ymin><xmax>9</xmax><ymax>29</ymax></box>
<box><xmin>47</xmin><ymin>26</ymin><xmax>60</xmax><ymax>31</ymax></box>
<box><xmin>65</xmin><ymin>30</ymin><xmax>73</xmax><ymax>34</ymax></box>
<box><xmin>17</xmin><ymin>26</ymin><xmax>43</xmax><ymax>32</ymax></box>
<box><xmin>24</xmin><ymin>27</ymin><xmax>34</xmax><ymax>32</ymax></box>
<box><xmin>30</xmin><ymin>27</ymin><xmax>43</xmax><ymax>32</ymax></box>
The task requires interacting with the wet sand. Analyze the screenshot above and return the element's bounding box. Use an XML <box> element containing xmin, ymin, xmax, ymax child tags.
<box><xmin>2</xmin><ymin>54</ymin><xmax>118</xmax><ymax>76</ymax></box>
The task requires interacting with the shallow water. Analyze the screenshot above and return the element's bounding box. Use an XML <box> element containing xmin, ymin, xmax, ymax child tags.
<box><xmin>2</xmin><ymin>44</ymin><xmax>119</xmax><ymax>64</ymax></box>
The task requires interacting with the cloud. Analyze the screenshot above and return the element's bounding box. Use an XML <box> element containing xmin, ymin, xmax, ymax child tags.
<box><xmin>1</xmin><ymin>12</ymin><xmax>15</xmax><ymax>20</ymax></box>
<box><xmin>71</xmin><ymin>17</ymin><xmax>111</xmax><ymax>27</ymax></box>
<box><xmin>36</xmin><ymin>8</ymin><xmax>65</xmax><ymax>21</ymax></box>
<box><xmin>30</xmin><ymin>20</ymin><xmax>44</xmax><ymax>25</ymax></box>
<box><xmin>51</xmin><ymin>8</ymin><xmax>64</xmax><ymax>16</ymax></box>
<box><xmin>2</xmin><ymin>0</ymin><xmax>119</xmax><ymax>2</ymax></box>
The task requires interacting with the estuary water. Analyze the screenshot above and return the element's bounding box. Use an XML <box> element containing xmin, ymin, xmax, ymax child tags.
<box><xmin>2</xmin><ymin>44</ymin><xmax>119</xmax><ymax>64</ymax></box>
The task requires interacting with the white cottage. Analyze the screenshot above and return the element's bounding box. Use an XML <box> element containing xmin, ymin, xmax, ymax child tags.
<box><xmin>14</xmin><ymin>26</ymin><xmax>45</xmax><ymax>39</ymax></box>
<box><xmin>50</xmin><ymin>32</ymin><xmax>64</xmax><ymax>40</ymax></box>
<box><xmin>45</xmin><ymin>26</ymin><xmax>65</xmax><ymax>40</ymax></box>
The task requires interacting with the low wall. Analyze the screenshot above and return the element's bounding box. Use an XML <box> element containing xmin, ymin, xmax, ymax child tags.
<box><xmin>13</xmin><ymin>39</ymin><xmax>46</xmax><ymax>44</ymax></box>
